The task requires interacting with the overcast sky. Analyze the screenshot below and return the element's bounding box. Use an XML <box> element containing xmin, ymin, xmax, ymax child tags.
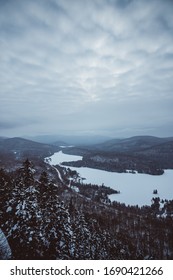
<box><xmin>1</xmin><ymin>0</ymin><xmax>173</xmax><ymax>138</ymax></box>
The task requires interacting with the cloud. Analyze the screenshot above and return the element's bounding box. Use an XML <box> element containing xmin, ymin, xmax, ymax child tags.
<box><xmin>0</xmin><ymin>0</ymin><xmax>173</xmax><ymax>138</ymax></box>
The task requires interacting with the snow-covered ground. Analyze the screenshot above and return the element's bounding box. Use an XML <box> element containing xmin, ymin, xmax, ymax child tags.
<box><xmin>46</xmin><ymin>151</ymin><xmax>173</xmax><ymax>207</ymax></box>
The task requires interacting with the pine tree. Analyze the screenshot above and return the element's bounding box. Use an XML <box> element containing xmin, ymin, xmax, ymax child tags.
<box><xmin>4</xmin><ymin>160</ymin><xmax>42</xmax><ymax>259</ymax></box>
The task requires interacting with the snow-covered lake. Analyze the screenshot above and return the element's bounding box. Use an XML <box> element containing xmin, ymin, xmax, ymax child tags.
<box><xmin>46</xmin><ymin>151</ymin><xmax>173</xmax><ymax>207</ymax></box>
<box><xmin>47</xmin><ymin>150</ymin><xmax>82</xmax><ymax>165</ymax></box>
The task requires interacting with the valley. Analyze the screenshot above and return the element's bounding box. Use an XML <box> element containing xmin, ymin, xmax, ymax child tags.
<box><xmin>0</xmin><ymin>135</ymin><xmax>173</xmax><ymax>260</ymax></box>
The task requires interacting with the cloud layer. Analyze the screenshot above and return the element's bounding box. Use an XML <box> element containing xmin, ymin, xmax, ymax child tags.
<box><xmin>1</xmin><ymin>0</ymin><xmax>173</xmax><ymax>137</ymax></box>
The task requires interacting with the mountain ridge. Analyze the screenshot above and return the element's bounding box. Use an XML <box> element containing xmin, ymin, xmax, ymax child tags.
<box><xmin>92</xmin><ymin>135</ymin><xmax>173</xmax><ymax>153</ymax></box>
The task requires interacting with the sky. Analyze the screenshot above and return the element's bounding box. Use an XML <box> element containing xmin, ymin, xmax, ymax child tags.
<box><xmin>0</xmin><ymin>0</ymin><xmax>173</xmax><ymax>139</ymax></box>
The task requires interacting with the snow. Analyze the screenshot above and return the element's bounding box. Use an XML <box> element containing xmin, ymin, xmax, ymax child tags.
<box><xmin>46</xmin><ymin>151</ymin><xmax>173</xmax><ymax>207</ymax></box>
<box><xmin>6</xmin><ymin>206</ymin><xmax>12</xmax><ymax>213</ymax></box>
<box><xmin>11</xmin><ymin>224</ymin><xmax>18</xmax><ymax>231</ymax></box>
<box><xmin>45</xmin><ymin>151</ymin><xmax>82</xmax><ymax>165</ymax></box>
<box><xmin>71</xmin><ymin>186</ymin><xmax>79</xmax><ymax>192</ymax></box>
<box><xmin>52</xmin><ymin>166</ymin><xmax>63</xmax><ymax>182</ymax></box>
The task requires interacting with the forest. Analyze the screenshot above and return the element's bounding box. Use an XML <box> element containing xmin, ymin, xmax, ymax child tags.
<box><xmin>0</xmin><ymin>159</ymin><xmax>173</xmax><ymax>260</ymax></box>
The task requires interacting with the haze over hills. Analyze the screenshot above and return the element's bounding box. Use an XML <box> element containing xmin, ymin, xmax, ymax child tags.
<box><xmin>0</xmin><ymin>135</ymin><xmax>172</xmax><ymax>155</ymax></box>
<box><xmin>25</xmin><ymin>134</ymin><xmax>113</xmax><ymax>145</ymax></box>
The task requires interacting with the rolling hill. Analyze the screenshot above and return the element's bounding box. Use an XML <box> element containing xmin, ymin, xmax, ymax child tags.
<box><xmin>0</xmin><ymin>137</ymin><xmax>59</xmax><ymax>169</ymax></box>
<box><xmin>61</xmin><ymin>136</ymin><xmax>173</xmax><ymax>174</ymax></box>
<box><xmin>94</xmin><ymin>136</ymin><xmax>173</xmax><ymax>153</ymax></box>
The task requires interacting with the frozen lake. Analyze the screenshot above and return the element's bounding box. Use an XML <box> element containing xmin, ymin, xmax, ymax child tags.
<box><xmin>46</xmin><ymin>151</ymin><xmax>173</xmax><ymax>207</ymax></box>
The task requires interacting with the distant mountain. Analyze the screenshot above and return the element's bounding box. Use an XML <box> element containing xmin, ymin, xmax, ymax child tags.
<box><xmin>0</xmin><ymin>137</ymin><xmax>52</xmax><ymax>150</ymax></box>
<box><xmin>94</xmin><ymin>136</ymin><xmax>173</xmax><ymax>153</ymax></box>
<box><xmin>62</xmin><ymin>135</ymin><xmax>173</xmax><ymax>173</ymax></box>
<box><xmin>25</xmin><ymin>134</ymin><xmax>112</xmax><ymax>145</ymax></box>
<box><xmin>0</xmin><ymin>137</ymin><xmax>59</xmax><ymax>160</ymax></box>
<box><xmin>136</xmin><ymin>140</ymin><xmax>173</xmax><ymax>156</ymax></box>
<box><xmin>24</xmin><ymin>135</ymin><xmax>62</xmax><ymax>144</ymax></box>
<box><xmin>0</xmin><ymin>136</ymin><xmax>9</xmax><ymax>142</ymax></box>
<box><xmin>52</xmin><ymin>140</ymin><xmax>68</xmax><ymax>147</ymax></box>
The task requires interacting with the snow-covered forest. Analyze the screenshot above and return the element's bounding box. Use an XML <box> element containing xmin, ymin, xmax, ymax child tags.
<box><xmin>0</xmin><ymin>159</ymin><xmax>173</xmax><ymax>259</ymax></box>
